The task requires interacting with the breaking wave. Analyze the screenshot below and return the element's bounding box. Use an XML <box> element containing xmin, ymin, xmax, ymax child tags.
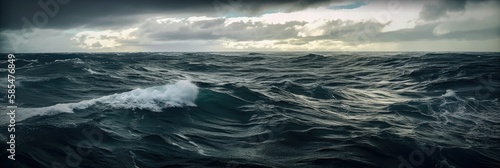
<box><xmin>12</xmin><ymin>80</ymin><xmax>198</xmax><ymax>122</ymax></box>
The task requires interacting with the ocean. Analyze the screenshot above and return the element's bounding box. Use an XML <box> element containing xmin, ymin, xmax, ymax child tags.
<box><xmin>1</xmin><ymin>52</ymin><xmax>499</xmax><ymax>168</ymax></box>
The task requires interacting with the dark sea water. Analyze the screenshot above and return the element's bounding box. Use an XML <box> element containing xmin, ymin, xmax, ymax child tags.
<box><xmin>1</xmin><ymin>52</ymin><xmax>499</xmax><ymax>168</ymax></box>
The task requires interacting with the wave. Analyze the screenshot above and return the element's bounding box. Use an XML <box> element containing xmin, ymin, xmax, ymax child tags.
<box><xmin>84</xmin><ymin>68</ymin><xmax>103</xmax><ymax>75</ymax></box>
<box><xmin>423</xmin><ymin>53</ymin><xmax>480</xmax><ymax>57</ymax></box>
<box><xmin>271</xmin><ymin>81</ymin><xmax>337</xmax><ymax>100</ymax></box>
<box><xmin>54</xmin><ymin>58</ymin><xmax>84</xmax><ymax>64</ymax></box>
<box><xmin>390</xmin><ymin>89</ymin><xmax>500</xmax><ymax>147</ymax></box>
<box><xmin>290</xmin><ymin>53</ymin><xmax>327</xmax><ymax>62</ymax></box>
<box><xmin>248</xmin><ymin>52</ymin><xmax>263</xmax><ymax>55</ymax></box>
<box><xmin>17</xmin><ymin>76</ymin><xmax>78</xmax><ymax>88</ymax></box>
<box><xmin>9</xmin><ymin>80</ymin><xmax>198</xmax><ymax>123</ymax></box>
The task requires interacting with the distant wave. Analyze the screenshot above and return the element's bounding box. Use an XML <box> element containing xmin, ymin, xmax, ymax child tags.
<box><xmin>289</xmin><ymin>53</ymin><xmax>327</xmax><ymax>63</ymax></box>
<box><xmin>54</xmin><ymin>58</ymin><xmax>84</xmax><ymax>64</ymax></box>
<box><xmin>248</xmin><ymin>52</ymin><xmax>263</xmax><ymax>55</ymax></box>
<box><xmin>9</xmin><ymin>80</ymin><xmax>198</xmax><ymax>123</ymax></box>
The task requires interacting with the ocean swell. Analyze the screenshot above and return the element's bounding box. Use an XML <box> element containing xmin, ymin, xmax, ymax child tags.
<box><xmin>10</xmin><ymin>80</ymin><xmax>198</xmax><ymax>123</ymax></box>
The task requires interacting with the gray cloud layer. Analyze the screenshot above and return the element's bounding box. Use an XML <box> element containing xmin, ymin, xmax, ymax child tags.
<box><xmin>1</xmin><ymin>0</ymin><xmax>499</xmax><ymax>52</ymax></box>
<box><xmin>135</xmin><ymin>17</ymin><xmax>498</xmax><ymax>43</ymax></box>
<box><xmin>419</xmin><ymin>0</ymin><xmax>489</xmax><ymax>20</ymax></box>
<box><xmin>0</xmin><ymin>0</ymin><xmax>340</xmax><ymax>30</ymax></box>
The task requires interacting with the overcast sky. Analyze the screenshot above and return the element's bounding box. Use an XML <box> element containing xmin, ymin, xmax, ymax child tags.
<box><xmin>1</xmin><ymin>0</ymin><xmax>499</xmax><ymax>52</ymax></box>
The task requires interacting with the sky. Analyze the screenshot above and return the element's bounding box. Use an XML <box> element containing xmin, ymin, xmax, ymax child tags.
<box><xmin>0</xmin><ymin>0</ymin><xmax>499</xmax><ymax>52</ymax></box>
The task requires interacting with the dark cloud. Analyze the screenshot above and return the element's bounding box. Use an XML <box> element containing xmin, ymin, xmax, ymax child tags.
<box><xmin>419</xmin><ymin>0</ymin><xmax>489</xmax><ymax>21</ymax></box>
<box><xmin>0</xmin><ymin>0</ymin><xmax>340</xmax><ymax>30</ymax></box>
<box><xmin>1</xmin><ymin>0</ymin><xmax>498</xmax><ymax>52</ymax></box>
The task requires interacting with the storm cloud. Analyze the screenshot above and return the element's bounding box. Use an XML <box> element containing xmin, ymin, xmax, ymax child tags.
<box><xmin>0</xmin><ymin>0</ymin><xmax>499</xmax><ymax>52</ymax></box>
<box><xmin>419</xmin><ymin>0</ymin><xmax>490</xmax><ymax>20</ymax></box>
<box><xmin>0</xmin><ymin>0</ymin><xmax>341</xmax><ymax>30</ymax></box>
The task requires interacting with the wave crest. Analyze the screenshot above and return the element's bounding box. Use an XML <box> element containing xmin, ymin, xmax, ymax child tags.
<box><xmin>12</xmin><ymin>80</ymin><xmax>198</xmax><ymax>122</ymax></box>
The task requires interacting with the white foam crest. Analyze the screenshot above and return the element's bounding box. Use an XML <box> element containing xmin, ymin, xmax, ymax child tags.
<box><xmin>54</xmin><ymin>58</ymin><xmax>84</xmax><ymax>64</ymax></box>
<box><xmin>9</xmin><ymin>80</ymin><xmax>198</xmax><ymax>123</ymax></box>
<box><xmin>85</xmin><ymin>68</ymin><xmax>101</xmax><ymax>75</ymax></box>
<box><xmin>442</xmin><ymin>89</ymin><xmax>457</xmax><ymax>97</ymax></box>
<box><xmin>426</xmin><ymin>89</ymin><xmax>500</xmax><ymax>146</ymax></box>
<box><xmin>96</xmin><ymin>80</ymin><xmax>198</xmax><ymax>111</ymax></box>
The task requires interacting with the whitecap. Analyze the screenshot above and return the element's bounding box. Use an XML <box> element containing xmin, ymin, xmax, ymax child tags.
<box><xmin>6</xmin><ymin>80</ymin><xmax>198</xmax><ymax>123</ymax></box>
<box><xmin>85</xmin><ymin>68</ymin><xmax>101</xmax><ymax>75</ymax></box>
<box><xmin>442</xmin><ymin>89</ymin><xmax>456</xmax><ymax>97</ymax></box>
<box><xmin>54</xmin><ymin>58</ymin><xmax>84</xmax><ymax>64</ymax></box>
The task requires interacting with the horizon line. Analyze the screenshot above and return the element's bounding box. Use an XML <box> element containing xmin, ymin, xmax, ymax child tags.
<box><xmin>2</xmin><ymin>50</ymin><xmax>500</xmax><ymax>54</ymax></box>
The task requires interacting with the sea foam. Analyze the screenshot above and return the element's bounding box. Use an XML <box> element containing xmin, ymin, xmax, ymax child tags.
<box><xmin>10</xmin><ymin>80</ymin><xmax>198</xmax><ymax>123</ymax></box>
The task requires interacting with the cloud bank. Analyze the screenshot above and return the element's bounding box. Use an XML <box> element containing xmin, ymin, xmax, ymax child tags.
<box><xmin>1</xmin><ymin>0</ymin><xmax>499</xmax><ymax>52</ymax></box>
